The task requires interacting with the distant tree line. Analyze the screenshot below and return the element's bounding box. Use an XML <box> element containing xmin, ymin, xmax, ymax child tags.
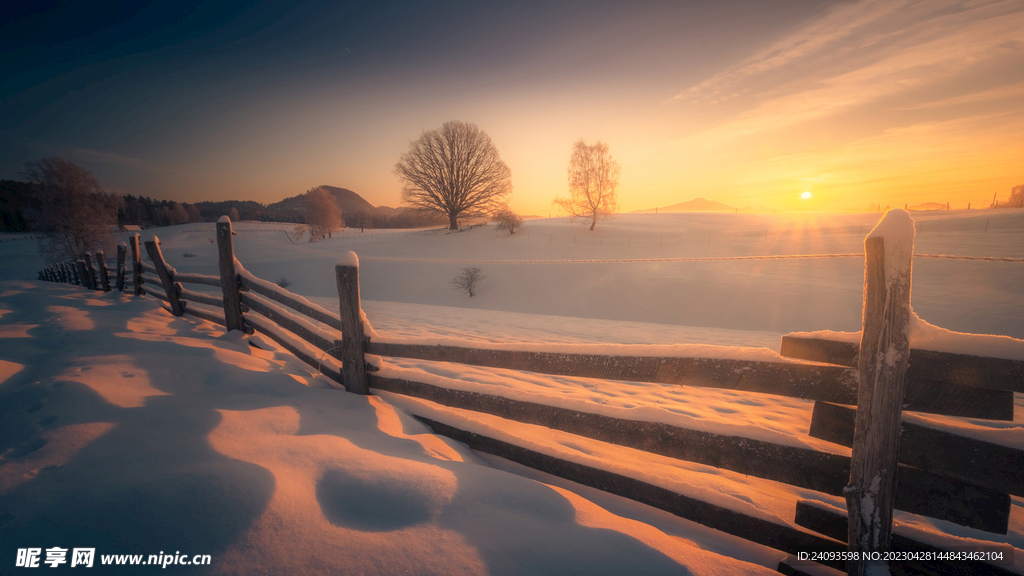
<box><xmin>2</xmin><ymin>166</ymin><xmax>449</xmax><ymax>237</ymax></box>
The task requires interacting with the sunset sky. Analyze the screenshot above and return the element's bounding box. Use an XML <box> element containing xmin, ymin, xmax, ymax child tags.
<box><xmin>2</xmin><ymin>0</ymin><xmax>1022</xmax><ymax>215</ymax></box>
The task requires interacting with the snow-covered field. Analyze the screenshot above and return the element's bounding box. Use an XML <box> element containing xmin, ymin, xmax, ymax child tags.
<box><xmin>1</xmin><ymin>209</ymin><xmax>1022</xmax><ymax>574</ymax></box>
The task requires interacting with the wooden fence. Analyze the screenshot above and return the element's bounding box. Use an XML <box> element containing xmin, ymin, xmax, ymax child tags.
<box><xmin>37</xmin><ymin>216</ymin><xmax>1022</xmax><ymax>576</ymax></box>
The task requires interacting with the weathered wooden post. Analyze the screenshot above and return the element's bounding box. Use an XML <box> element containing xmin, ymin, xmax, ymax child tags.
<box><xmin>116</xmin><ymin>243</ymin><xmax>127</xmax><ymax>292</ymax></box>
<box><xmin>82</xmin><ymin>253</ymin><xmax>98</xmax><ymax>290</ymax></box>
<box><xmin>216</xmin><ymin>216</ymin><xmax>247</xmax><ymax>332</ymax></box>
<box><xmin>845</xmin><ymin>209</ymin><xmax>915</xmax><ymax>576</ymax></box>
<box><xmin>74</xmin><ymin>260</ymin><xmax>87</xmax><ymax>286</ymax></box>
<box><xmin>61</xmin><ymin>262</ymin><xmax>71</xmax><ymax>284</ymax></box>
<box><xmin>58</xmin><ymin>263</ymin><xmax>67</xmax><ymax>283</ymax></box>
<box><xmin>335</xmin><ymin>251</ymin><xmax>368</xmax><ymax>395</ymax></box>
<box><xmin>96</xmin><ymin>251</ymin><xmax>111</xmax><ymax>292</ymax></box>
<box><xmin>144</xmin><ymin>236</ymin><xmax>185</xmax><ymax>316</ymax></box>
<box><xmin>130</xmin><ymin>234</ymin><xmax>143</xmax><ymax>295</ymax></box>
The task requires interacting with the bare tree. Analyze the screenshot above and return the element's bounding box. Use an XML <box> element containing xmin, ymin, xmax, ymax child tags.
<box><xmin>303</xmin><ymin>186</ymin><xmax>343</xmax><ymax>241</ymax></box>
<box><xmin>553</xmin><ymin>140</ymin><xmax>620</xmax><ymax>230</ymax></box>
<box><xmin>451</xmin><ymin>266</ymin><xmax>487</xmax><ymax>297</ymax></box>
<box><xmin>22</xmin><ymin>158</ymin><xmax>120</xmax><ymax>262</ymax></box>
<box><xmin>395</xmin><ymin>121</ymin><xmax>512</xmax><ymax>230</ymax></box>
<box><xmin>494</xmin><ymin>205</ymin><xmax>523</xmax><ymax>235</ymax></box>
<box><xmin>1009</xmin><ymin>184</ymin><xmax>1023</xmax><ymax>208</ymax></box>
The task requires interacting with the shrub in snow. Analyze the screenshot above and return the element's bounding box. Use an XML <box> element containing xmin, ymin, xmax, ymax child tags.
<box><xmin>182</xmin><ymin>252</ymin><xmax>197</xmax><ymax>258</ymax></box>
<box><xmin>276</xmin><ymin>277</ymin><xmax>292</xmax><ymax>288</ymax></box>
<box><xmin>451</xmin><ymin>266</ymin><xmax>486</xmax><ymax>297</ymax></box>
<box><xmin>494</xmin><ymin>206</ymin><xmax>523</xmax><ymax>235</ymax></box>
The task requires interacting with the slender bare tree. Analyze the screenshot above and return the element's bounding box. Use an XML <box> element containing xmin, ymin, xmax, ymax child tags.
<box><xmin>553</xmin><ymin>140</ymin><xmax>620</xmax><ymax>230</ymax></box>
<box><xmin>22</xmin><ymin>157</ymin><xmax>120</xmax><ymax>262</ymax></box>
<box><xmin>395</xmin><ymin>121</ymin><xmax>512</xmax><ymax>230</ymax></box>
<box><xmin>303</xmin><ymin>186</ymin><xmax>343</xmax><ymax>241</ymax></box>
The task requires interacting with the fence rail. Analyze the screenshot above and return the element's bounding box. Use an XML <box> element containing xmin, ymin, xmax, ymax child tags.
<box><xmin>36</xmin><ymin>215</ymin><xmax>1022</xmax><ymax>576</ymax></box>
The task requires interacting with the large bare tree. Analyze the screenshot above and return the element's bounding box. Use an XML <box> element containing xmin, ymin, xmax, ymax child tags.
<box><xmin>553</xmin><ymin>140</ymin><xmax>620</xmax><ymax>230</ymax></box>
<box><xmin>395</xmin><ymin>121</ymin><xmax>512</xmax><ymax>230</ymax></box>
<box><xmin>22</xmin><ymin>157</ymin><xmax>120</xmax><ymax>262</ymax></box>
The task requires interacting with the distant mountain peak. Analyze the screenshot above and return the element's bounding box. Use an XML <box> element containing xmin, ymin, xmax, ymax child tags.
<box><xmin>635</xmin><ymin>197</ymin><xmax>736</xmax><ymax>213</ymax></box>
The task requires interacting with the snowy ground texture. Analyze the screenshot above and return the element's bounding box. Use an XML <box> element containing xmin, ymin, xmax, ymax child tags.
<box><xmin>1</xmin><ymin>209</ymin><xmax>1022</xmax><ymax>574</ymax></box>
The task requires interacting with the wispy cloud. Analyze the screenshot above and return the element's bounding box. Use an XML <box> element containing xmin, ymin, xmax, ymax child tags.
<box><xmin>673</xmin><ymin>0</ymin><xmax>1024</xmax><ymax>139</ymax></box>
<box><xmin>894</xmin><ymin>81</ymin><xmax>1024</xmax><ymax>110</ymax></box>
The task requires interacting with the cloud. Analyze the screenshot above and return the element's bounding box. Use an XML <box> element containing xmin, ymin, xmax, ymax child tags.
<box><xmin>894</xmin><ymin>81</ymin><xmax>1024</xmax><ymax>110</ymax></box>
<box><xmin>673</xmin><ymin>0</ymin><xmax>1024</xmax><ymax>140</ymax></box>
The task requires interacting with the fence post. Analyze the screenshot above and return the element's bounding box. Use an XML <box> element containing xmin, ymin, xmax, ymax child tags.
<box><xmin>116</xmin><ymin>244</ymin><xmax>127</xmax><ymax>292</ymax></box>
<box><xmin>96</xmin><ymin>250</ymin><xmax>111</xmax><ymax>292</ymax></box>
<box><xmin>82</xmin><ymin>253</ymin><xmax>98</xmax><ymax>290</ymax></box>
<box><xmin>216</xmin><ymin>217</ymin><xmax>247</xmax><ymax>332</ymax></box>
<box><xmin>130</xmin><ymin>234</ymin><xmax>143</xmax><ymax>295</ymax></box>
<box><xmin>58</xmin><ymin>263</ymin><xmax>67</xmax><ymax>283</ymax></box>
<box><xmin>74</xmin><ymin>260</ymin><xmax>87</xmax><ymax>286</ymax></box>
<box><xmin>335</xmin><ymin>251</ymin><xmax>368</xmax><ymax>395</ymax></box>
<box><xmin>845</xmin><ymin>210</ymin><xmax>915</xmax><ymax>576</ymax></box>
<box><xmin>144</xmin><ymin>237</ymin><xmax>185</xmax><ymax>316</ymax></box>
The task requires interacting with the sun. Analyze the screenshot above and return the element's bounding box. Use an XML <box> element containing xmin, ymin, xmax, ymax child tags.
<box><xmin>800</xmin><ymin>191</ymin><xmax>812</xmax><ymax>199</ymax></box>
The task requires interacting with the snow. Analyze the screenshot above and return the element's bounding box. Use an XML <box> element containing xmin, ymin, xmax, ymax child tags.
<box><xmin>375</xmin><ymin>359</ymin><xmax>837</xmax><ymax>452</ymax></box>
<box><xmin>786</xmin><ymin>311</ymin><xmax>1024</xmax><ymax>361</ymax></box>
<box><xmin>246</xmin><ymin>290</ymin><xmax>341</xmax><ymax>349</ymax></box>
<box><xmin>375</xmin><ymin>335</ymin><xmax>808</xmax><ymax>363</ymax></box>
<box><xmin>0</xmin><ymin>282</ymin><xmax>777</xmax><ymax>575</ymax></box>
<box><xmin>375</xmin><ymin>388</ymin><xmax>845</xmax><ymax>532</ymax></box>
<box><xmin>338</xmin><ymin>251</ymin><xmax>359</xmax><ymax>268</ymax></box>
<box><xmin>866</xmin><ymin>208</ymin><xmax>916</xmax><ymax>292</ymax></box>
<box><xmin>149</xmin><ymin>210</ymin><xmax>1024</xmax><ymax>340</ymax></box>
<box><xmin>908</xmin><ymin>311</ymin><xmax>1024</xmax><ymax>361</ymax></box>
<box><xmin>217</xmin><ymin>215</ymin><xmax>230</xmax><ymax>224</ymax></box>
<box><xmin>236</xmin><ymin>268</ymin><xmax>338</xmax><ymax>325</ymax></box>
<box><xmin>3</xmin><ymin>209</ymin><xmax>1024</xmax><ymax>573</ymax></box>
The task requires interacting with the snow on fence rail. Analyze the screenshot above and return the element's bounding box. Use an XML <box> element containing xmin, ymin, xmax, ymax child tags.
<box><xmin>36</xmin><ymin>214</ymin><xmax>1023</xmax><ymax>576</ymax></box>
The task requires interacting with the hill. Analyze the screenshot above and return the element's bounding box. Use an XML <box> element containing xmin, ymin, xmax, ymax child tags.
<box><xmin>265</xmin><ymin>186</ymin><xmax>376</xmax><ymax>227</ymax></box>
<box><xmin>196</xmin><ymin>186</ymin><xmax>445</xmax><ymax>228</ymax></box>
<box><xmin>635</xmin><ymin>197</ymin><xmax>736</xmax><ymax>213</ymax></box>
<box><xmin>908</xmin><ymin>202</ymin><xmax>948</xmax><ymax>211</ymax></box>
